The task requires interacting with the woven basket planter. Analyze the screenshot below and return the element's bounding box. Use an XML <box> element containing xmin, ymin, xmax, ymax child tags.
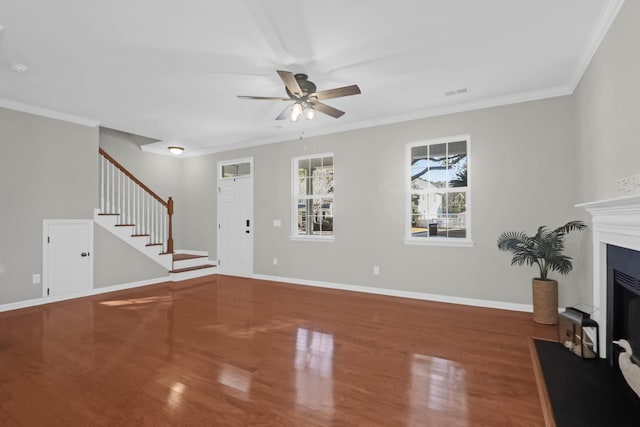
<box><xmin>532</xmin><ymin>279</ymin><xmax>558</xmax><ymax>325</ymax></box>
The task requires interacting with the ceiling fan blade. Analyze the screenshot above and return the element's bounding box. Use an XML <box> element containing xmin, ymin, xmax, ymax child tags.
<box><xmin>309</xmin><ymin>101</ymin><xmax>345</xmax><ymax>119</ymax></box>
<box><xmin>237</xmin><ymin>95</ymin><xmax>290</xmax><ymax>101</ymax></box>
<box><xmin>277</xmin><ymin>70</ymin><xmax>303</xmax><ymax>98</ymax></box>
<box><xmin>275</xmin><ymin>105</ymin><xmax>292</xmax><ymax>120</ymax></box>
<box><xmin>311</xmin><ymin>85</ymin><xmax>361</xmax><ymax>101</ymax></box>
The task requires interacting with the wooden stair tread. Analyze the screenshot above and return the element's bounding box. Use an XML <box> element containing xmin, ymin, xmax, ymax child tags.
<box><xmin>173</xmin><ymin>253</ymin><xmax>207</xmax><ymax>261</ymax></box>
<box><xmin>115</xmin><ymin>224</ymin><xmax>136</xmax><ymax>227</ymax></box>
<box><xmin>98</xmin><ymin>213</ymin><xmax>120</xmax><ymax>216</ymax></box>
<box><xmin>146</xmin><ymin>243</ymin><xmax>163</xmax><ymax>247</ymax></box>
<box><xmin>170</xmin><ymin>264</ymin><xmax>216</xmax><ymax>274</ymax></box>
<box><xmin>131</xmin><ymin>234</ymin><xmax>150</xmax><ymax>237</ymax></box>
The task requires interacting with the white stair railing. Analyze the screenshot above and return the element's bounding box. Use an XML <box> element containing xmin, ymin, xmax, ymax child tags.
<box><xmin>98</xmin><ymin>148</ymin><xmax>174</xmax><ymax>253</ymax></box>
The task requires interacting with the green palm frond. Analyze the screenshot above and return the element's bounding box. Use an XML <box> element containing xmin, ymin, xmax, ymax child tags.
<box><xmin>553</xmin><ymin>220</ymin><xmax>588</xmax><ymax>236</ymax></box>
<box><xmin>497</xmin><ymin>221</ymin><xmax>586</xmax><ymax>280</ymax></box>
<box><xmin>534</xmin><ymin>226</ymin><xmax>547</xmax><ymax>241</ymax></box>
<box><xmin>497</xmin><ymin>231</ymin><xmax>530</xmax><ymax>251</ymax></box>
<box><xmin>548</xmin><ymin>255</ymin><xmax>573</xmax><ymax>275</ymax></box>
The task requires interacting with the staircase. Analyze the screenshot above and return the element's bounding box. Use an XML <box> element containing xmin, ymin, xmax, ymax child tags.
<box><xmin>95</xmin><ymin>148</ymin><xmax>216</xmax><ymax>281</ymax></box>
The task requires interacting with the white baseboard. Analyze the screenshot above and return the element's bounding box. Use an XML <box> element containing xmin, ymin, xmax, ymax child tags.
<box><xmin>0</xmin><ymin>276</ymin><xmax>170</xmax><ymax>313</ymax></box>
<box><xmin>1</xmin><ymin>273</ymin><xmax>534</xmax><ymax>315</ymax></box>
<box><xmin>253</xmin><ymin>274</ymin><xmax>533</xmax><ymax>313</ymax></box>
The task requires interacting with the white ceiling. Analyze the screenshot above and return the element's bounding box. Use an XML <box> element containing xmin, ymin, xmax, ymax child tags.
<box><xmin>0</xmin><ymin>0</ymin><xmax>623</xmax><ymax>157</ymax></box>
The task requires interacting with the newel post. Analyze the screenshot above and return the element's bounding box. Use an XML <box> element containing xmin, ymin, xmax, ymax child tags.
<box><xmin>167</xmin><ymin>197</ymin><xmax>174</xmax><ymax>253</ymax></box>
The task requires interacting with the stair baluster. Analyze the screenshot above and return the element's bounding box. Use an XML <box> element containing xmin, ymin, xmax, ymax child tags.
<box><xmin>98</xmin><ymin>148</ymin><xmax>174</xmax><ymax>254</ymax></box>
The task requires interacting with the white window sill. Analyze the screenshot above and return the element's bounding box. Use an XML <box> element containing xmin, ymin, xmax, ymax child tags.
<box><xmin>404</xmin><ymin>237</ymin><xmax>474</xmax><ymax>247</ymax></box>
<box><xmin>289</xmin><ymin>235</ymin><xmax>335</xmax><ymax>242</ymax></box>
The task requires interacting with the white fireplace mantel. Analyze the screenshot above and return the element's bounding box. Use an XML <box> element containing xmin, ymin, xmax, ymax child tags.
<box><xmin>577</xmin><ymin>195</ymin><xmax>640</xmax><ymax>358</ymax></box>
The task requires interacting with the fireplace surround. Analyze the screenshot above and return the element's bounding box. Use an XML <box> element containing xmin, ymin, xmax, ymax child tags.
<box><xmin>578</xmin><ymin>195</ymin><xmax>640</xmax><ymax>359</ymax></box>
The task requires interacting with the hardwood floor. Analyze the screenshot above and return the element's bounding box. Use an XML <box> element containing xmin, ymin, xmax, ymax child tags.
<box><xmin>0</xmin><ymin>275</ymin><xmax>556</xmax><ymax>426</ymax></box>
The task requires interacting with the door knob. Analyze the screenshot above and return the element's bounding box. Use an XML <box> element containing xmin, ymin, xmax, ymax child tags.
<box><xmin>81</xmin><ymin>252</ymin><xmax>88</xmax><ymax>257</ymax></box>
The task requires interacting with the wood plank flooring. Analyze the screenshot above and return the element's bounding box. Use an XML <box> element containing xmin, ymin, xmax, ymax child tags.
<box><xmin>0</xmin><ymin>275</ymin><xmax>556</xmax><ymax>426</ymax></box>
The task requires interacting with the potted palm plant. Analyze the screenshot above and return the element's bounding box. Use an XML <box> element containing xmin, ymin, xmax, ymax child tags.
<box><xmin>497</xmin><ymin>221</ymin><xmax>587</xmax><ymax>324</ymax></box>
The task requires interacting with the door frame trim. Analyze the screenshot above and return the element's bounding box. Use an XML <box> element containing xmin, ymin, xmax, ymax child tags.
<box><xmin>42</xmin><ymin>219</ymin><xmax>94</xmax><ymax>298</ymax></box>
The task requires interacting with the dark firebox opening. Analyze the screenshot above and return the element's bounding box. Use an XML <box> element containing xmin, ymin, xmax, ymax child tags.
<box><xmin>607</xmin><ymin>245</ymin><xmax>640</xmax><ymax>368</ymax></box>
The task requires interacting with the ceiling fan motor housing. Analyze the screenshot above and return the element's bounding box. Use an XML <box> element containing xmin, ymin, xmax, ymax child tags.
<box><xmin>285</xmin><ymin>73</ymin><xmax>317</xmax><ymax>98</ymax></box>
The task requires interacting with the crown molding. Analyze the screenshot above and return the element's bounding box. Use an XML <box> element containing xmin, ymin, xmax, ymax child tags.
<box><xmin>567</xmin><ymin>0</ymin><xmax>626</xmax><ymax>93</ymax></box>
<box><xmin>143</xmin><ymin>84</ymin><xmax>573</xmax><ymax>157</ymax></box>
<box><xmin>326</xmin><ymin>84</ymin><xmax>574</xmax><ymax>137</ymax></box>
<box><xmin>0</xmin><ymin>98</ymin><xmax>100</xmax><ymax>127</ymax></box>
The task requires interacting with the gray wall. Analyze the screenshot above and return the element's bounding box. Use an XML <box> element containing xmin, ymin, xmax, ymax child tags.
<box><xmin>180</xmin><ymin>154</ymin><xmax>217</xmax><ymax>252</ymax></box>
<box><xmin>93</xmin><ymin>225</ymin><xmax>167</xmax><ymax>288</ymax></box>
<box><xmin>0</xmin><ymin>107</ymin><xmax>98</xmax><ymax>304</ymax></box>
<box><xmin>0</xmin><ymin>110</ymin><xmax>176</xmax><ymax>305</ymax></box>
<box><xmin>572</xmin><ymin>0</ymin><xmax>640</xmax><ymax>303</ymax></box>
<box><xmin>183</xmin><ymin>96</ymin><xmax>585</xmax><ymax>306</ymax></box>
<box><xmin>574</xmin><ymin>0</ymin><xmax>640</xmax><ymax>203</ymax></box>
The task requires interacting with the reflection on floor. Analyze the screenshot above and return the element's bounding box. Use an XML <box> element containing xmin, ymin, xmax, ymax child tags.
<box><xmin>295</xmin><ymin>328</ymin><xmax>334</xmax><ymax>416</ymax></box>
<box><xmin>0</xmin><ymin>274</ymin><xmax>556</xmax><ymax>426</ymax></box>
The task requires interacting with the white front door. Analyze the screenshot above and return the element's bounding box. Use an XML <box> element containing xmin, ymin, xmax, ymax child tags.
<box><xmin>43</xmin><ymin>220</ymin><xmax>93</xmax><ymax>297</ymax></box>
<box><xmin>217</xmin><ymin>159</ymin><xmax>254</xmax><ymax>277</ymax></box>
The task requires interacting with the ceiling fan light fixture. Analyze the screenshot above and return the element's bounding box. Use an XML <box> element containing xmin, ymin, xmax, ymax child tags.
<box><xmin>168</xmin><ymin>146</ymin><xmax>184</xmax><ymax>155</ymax></box>
<box><xmin>290</xmin><ymin>102</ymin><xmax>303</xmax><ymax>122</ymax></box>
<box><xmin>304</xmin><ymin>106</ymin><xmax>315</xmax><ymax>121</ymax></box>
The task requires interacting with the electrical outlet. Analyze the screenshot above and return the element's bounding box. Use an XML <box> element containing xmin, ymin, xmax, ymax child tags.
<box><xmin>32</xmin><ymin>273</ymin><xmax>41</xmax><ymax>284</ymax></box>
<box><xmin>273</xmin><ymin>219</ymin><xmax>282</xmax><ymax>227</ymax></box>
<box><xmin>373</xmin><ymin>265</ymin><xmax>380</xmax><ymax>275</ymax></box>
<box><xmin>273</xmin><ymin>257</ymin><xmax>278</xmax><ymax>266</ymax></box>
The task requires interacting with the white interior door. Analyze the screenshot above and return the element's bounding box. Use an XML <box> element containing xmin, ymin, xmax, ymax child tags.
<box><xmin>43</xmin><ymin>220</ymin><xmax>93</xmax><ymax>297</ymax></box>
<box><xmin>217</xmin><ymin>160</ymin><xmax>254</xmax><ymax>277</ymax></box>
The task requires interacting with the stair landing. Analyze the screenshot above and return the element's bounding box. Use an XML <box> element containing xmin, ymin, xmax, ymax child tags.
<box><xmin>170</xmin><ymin>252</ymin><xmax>216</xmax><ymax>281</ymax></box>
<box><xmin>173</xmin><ymin>253</ymin><xmax>207</xmax><ymax>262</ymax></box>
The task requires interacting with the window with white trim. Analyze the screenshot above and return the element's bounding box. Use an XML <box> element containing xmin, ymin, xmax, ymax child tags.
<box><xmin>292</xmin><ymin>154</ymin><xmax>334</xmax><ymax>239</ymax></box>
<box><xmin>407</xmin><ymin>136</ymin><xmax>470</xmax><ymax>243</ymax></box>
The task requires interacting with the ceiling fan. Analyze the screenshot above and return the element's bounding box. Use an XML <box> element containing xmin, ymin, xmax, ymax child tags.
<box><xmin>238</xmin><ymin>70</ymin><xmax>361</xmax><ymax>121</ymax></box>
